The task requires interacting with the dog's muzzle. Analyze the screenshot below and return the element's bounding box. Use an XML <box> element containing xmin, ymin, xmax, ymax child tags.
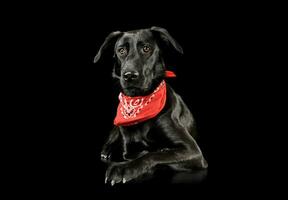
<box><xmin>123</xmin><ymin>71</ymin><xmax>139</xmax><ymax>82</ymax></box>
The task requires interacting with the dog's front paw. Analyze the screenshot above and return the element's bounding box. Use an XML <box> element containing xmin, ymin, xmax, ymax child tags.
<box><xmin>101</xmin><ymin>153</ymin><xmax>110</xmax><ymax>162</ymax></box>
<box><xmin>105</xmin><ymin>161</ymin><xmax>149</xmax><ymax>186</ymax></box>
<box><xmin>101</xmin><ymin>146</ymin><xmax>112</xmax><ymax>162</ymax></box>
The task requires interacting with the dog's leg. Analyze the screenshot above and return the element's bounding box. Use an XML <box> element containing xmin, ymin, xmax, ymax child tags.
<box><xmin>101</xmin><ymin>126</ymin><xmax>120</xmax><ymax>162</ymax></box>
<box><xmin>105</xmin><ymin>124</ymin><xmax>207</xmax><ymax>184</ymax></box>
<box><xmin>146</xmin><ymin>124</ymin><xmax>208</xmax><ymax>170</ymax></box>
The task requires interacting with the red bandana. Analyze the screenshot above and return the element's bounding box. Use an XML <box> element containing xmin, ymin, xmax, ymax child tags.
<box><xmin>114</xmin><ymin>70</ymin><xmax>175</xmax><ymax>126</ymax></box>
<box><xmin>165</xmin><ymin>70</ymin><xmax>176</xmax><ymax>78</ymax></box>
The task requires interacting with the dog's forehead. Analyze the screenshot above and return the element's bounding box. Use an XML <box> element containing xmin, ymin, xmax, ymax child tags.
<box><xmin>117</xmin><ymin>30</ymin><xmax>154</xmax><ymax>44</ymax></box>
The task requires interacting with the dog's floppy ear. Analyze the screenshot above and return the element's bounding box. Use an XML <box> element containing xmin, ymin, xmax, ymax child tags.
<box><xmin>93</xmin><ymin>31</ymin><xmax>123</xmax><ymax>63</ymax></box>
<box><xmin>151</xmin><ymin>26</ymin><xmax>183</xmax><ymax>54</ymax></box>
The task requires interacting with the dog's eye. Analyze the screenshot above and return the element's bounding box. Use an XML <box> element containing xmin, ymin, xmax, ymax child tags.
<box><xmin>143</xmin><ymin>45</ymin><xmax>151</xmax><ymax>53</ymax></box>
<box><xmin>118</xmin><ymin>48</ymin><xmax>127</xmax><ymax>55</ymax></box>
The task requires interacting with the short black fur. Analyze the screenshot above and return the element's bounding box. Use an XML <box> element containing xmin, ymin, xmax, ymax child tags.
<box><xmin>94</xmin><ymin>27</ymin><xmax>208</xmax><ymax>185</ymax></box>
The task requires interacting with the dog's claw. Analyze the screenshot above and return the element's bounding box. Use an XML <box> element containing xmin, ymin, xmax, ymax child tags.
<box><xmin>101</xmin><ymin>154</ymin><xmax>107</xmax><ymax>159</ymax></box>
<box><xmin>123</xmin><ymin>178</ymin><xmax>126</xmax><ymax>184</ymax></box>
<box><xmin>111</xmin><ymin>180</ymin><xmax>115</xmax><ymax>186</ymax></box>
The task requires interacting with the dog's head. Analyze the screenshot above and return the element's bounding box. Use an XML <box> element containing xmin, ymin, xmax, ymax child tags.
<box><xmin>94</xmin><ymin>27</ymin><xmax>183</xmax><ymax>96</ymax></box>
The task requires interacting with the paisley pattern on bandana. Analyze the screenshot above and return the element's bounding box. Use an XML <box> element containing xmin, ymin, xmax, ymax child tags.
<box><xmin>114</xmin><ymin>81</ymin><xmax>166</xmax><ymax>126</ymax></box>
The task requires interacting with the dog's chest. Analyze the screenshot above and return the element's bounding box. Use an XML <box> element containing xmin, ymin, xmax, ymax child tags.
<box><xmin>119</xmin><ymin>122</ymin><xmax>165</xmax><ymax>157</ymax></box>
<box><xmin>120</xmin><ymin>124</ymin><xmax>152</xmax><ymax>146</ymax></box>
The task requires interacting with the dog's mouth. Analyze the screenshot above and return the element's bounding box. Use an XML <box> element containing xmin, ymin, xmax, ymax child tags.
<box><xmin>121</xmin><ymin>78</ymin><xmax>164</xmax><ymax>97</ymax></box>
<box><xmin>122</xmin><ymin>86</ymin><xmax>150</xmax><ymax>97</ymax></box>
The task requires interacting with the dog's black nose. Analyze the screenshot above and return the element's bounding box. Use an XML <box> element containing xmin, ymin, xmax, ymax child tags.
<box><xmin>123</xmin><ymin>71</ymin><xmax>139</xmax><ymax>81</ymax></box>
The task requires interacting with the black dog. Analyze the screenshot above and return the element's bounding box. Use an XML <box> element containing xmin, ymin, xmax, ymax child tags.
<box><xmin>94</xmin><ymin>27</ymin><xmax>208</xmax><ymax>185</ymax></box>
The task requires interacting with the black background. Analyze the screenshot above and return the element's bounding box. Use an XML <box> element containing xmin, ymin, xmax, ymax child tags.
<box><xmin>10</xmin><ymin>2</ymin><xmax>273</xmax><ymax>198</ymax></box>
